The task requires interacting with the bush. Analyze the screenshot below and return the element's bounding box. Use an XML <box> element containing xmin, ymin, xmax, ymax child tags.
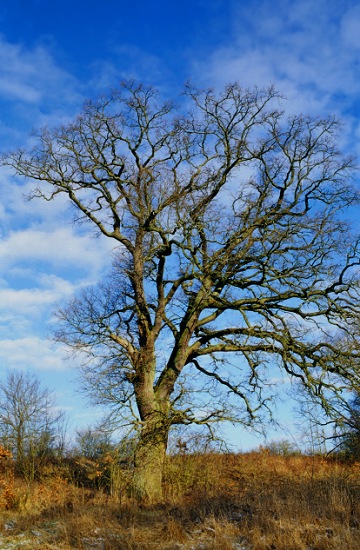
<box><xmin>0</xmin><ymin>445</ymin><xmax>15</xmax><ymax>509</ymax></box>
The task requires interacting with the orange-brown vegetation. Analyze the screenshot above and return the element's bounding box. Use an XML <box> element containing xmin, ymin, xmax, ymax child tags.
<box><xmin>0</xmin><ymin>449</ymin><xmax>359</xmax><ymax>548</ymax></box>
<box><xmin>0</xmin><ymin>446</ymin><xmax>15</xmax><ymax>510</ymax></box>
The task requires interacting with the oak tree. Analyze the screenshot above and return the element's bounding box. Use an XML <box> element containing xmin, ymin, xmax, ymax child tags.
<box><xmin>5</xmin><ymin>81</ymin><xmax>360</xmax><ymax>500</ymax></box>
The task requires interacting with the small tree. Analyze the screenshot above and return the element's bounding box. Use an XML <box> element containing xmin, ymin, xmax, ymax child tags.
<box><xmin>75</xmin><ymin>427</ymin><xmax>114</xmax><ymax>459</ymax></box>
<box><xmin>0</xmin><ymin>371</ymin><xmax>65</xmax><ymax>481</ymax></box>
<box><xmin>331</xmin><ymin>394</ymin><xmax>360</xmax><ymax>459</ymax></box>
<box><xmin>4</xmin><ymin>81</ymin><xmax>360</xmax><ymax>501</ymax></box>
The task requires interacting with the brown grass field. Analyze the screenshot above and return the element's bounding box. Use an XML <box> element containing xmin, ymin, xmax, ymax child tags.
<box><xmin>0</xmin><ymin>449</ymin><xmax>360</xmax><ymax>549</ymax></box>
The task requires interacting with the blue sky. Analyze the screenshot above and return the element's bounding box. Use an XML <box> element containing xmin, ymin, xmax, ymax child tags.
<box><xmin>0</xmin><ymin>0</ymin><xmax>360</xmax><ymax>450</ymax></box>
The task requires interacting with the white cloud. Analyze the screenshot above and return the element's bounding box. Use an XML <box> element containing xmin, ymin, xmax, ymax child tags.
<box><xmin>0</xmin><ymin>36</ymin><xmax>85</xmax><ymax>153</ymax></box>
<box><xmin>88</xmin><ymin>45</ymin><xmax>170</xmax><ymax>92</ymax></box>
<box><xmin>0</xmin><ymin>224</ymin><xmax>116</xmax><ymax>341</ymax></box>
<box><xmin>0</xmin><ymin>36</ymin><xmax>81</xmax><ymax>106</ymax></box>
<box><xmin>0</xmin><ymin>274</ymin><xmax>77</xmax><ymax>342</ymax></box>
<box><xmin>341</xmin><ymin>5</ymin><xmax>360</xmax><ymax>49</ymax></box>
<box><xmin>0</xmin><ymin>275</ymin><xmax>73</xmax><ymax>312</ymax></box>
<box><xmin>196</xmin><ymin>0</ymin><xmax>360</xmax><ymax>131</ymax></box>
<box><xmin>0</xmin><ymin>37</ymin><xmax>121</xmax><ymax>392</ymax></box>
<box><xmin>0</xmin><ymin>336</ymin><xmax>69</xmax><ymax>371</ymax></box>
<box><xmin>0</xmin><ymin>168</ymin><xmax>77</xmax><ymax>236</ymax></box>
<box><xmin>0</xmin><ymin>226</ymin><xmax>113</xmax><ymax>275</ymax></box>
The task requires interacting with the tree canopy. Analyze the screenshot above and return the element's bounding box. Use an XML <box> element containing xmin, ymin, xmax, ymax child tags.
<box><xmin>4</xmin><ymin>80</ymin><xmax>360</xmax><ymax>500</ymax></box>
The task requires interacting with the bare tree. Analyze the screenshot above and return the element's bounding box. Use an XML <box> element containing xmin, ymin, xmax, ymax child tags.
<box><xmin>0</xmin><ymin>371</ymin><xmax>66</xmax><ymax>481</ymax></box>
<box><xmin>4</xmin><ymin>81</ymin><xmax>360</xmax><ymax>501</ymax></box>
<box><xmin>74</xmin><ymin>427</ymin><xmax>114</xmax><ymax>459</ymax></box>
<box><xmin>336</xmin><ymin>394</ymin><xmax>360</xmax><ymax>458</ymax></box>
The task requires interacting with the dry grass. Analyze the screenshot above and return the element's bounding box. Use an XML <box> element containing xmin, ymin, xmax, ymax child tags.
<box><xmin>0</xmin><ymin>451</ymin><xmax>359</xmax><ymax>548</ymax></box>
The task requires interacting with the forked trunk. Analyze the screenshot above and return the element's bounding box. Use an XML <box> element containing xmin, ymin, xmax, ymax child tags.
<box><xmin>132</xmin><ymin>414</ymin><xmax>169</xmax><ymax>502</ymax></box>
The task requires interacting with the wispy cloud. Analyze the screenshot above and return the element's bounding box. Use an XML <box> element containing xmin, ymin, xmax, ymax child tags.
<box><xmin>0</xmin><ymin>36</ymin><xmax>80</xmax><ymax>105</ymax></box>
<box><xmin>0</xmin><ymin>336</ymin><xmax>69</xmax><ymax>371</ymax></box>
<box><xmin>0</xmin><ymin>227</ymin><xmax>114</xmax><ymax>275</ymax></box>
<box><xmin>0</xmin><ymin>35</ymin><xmax>119</xmax><ymax>382</ymax></box>
<box><xmin>0</xmin><ymin>225</ymin><xmax>115</xmax><ymax>344</ymax></box>
<box><xmin>197</xmin><ymin>1</ymin><xmax>360</xmax><ymax>127</ymax></box>
<box><xmin>0</xmin><ymin>35</ymin><xmax>84</xmax><ymax>149</ymax></box>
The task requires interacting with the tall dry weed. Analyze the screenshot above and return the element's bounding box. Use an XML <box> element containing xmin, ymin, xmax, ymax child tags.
<box><xmin>0</xmin><ymin>450</ymin><xmax>360</xmax><ymax>549</ymax></box>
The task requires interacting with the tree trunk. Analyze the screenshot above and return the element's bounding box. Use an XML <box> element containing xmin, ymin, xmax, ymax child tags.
<box><xmin>132</xmin><ymin>414</ymin><xmax>169</xmax><ymax>502</ymax></box>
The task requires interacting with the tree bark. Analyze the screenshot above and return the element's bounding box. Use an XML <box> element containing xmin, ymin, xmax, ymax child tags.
<box><xmin>132</xmin><ymin>413</ymin><xmax>169</xmax><ymax>502</ymax></box>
